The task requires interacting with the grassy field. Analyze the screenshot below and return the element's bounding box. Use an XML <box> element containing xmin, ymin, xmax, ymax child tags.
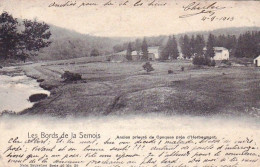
<box><xmin>18</xmin><ymin>57</ymin><xmax>260</xmax><ymax>118</ymax></box>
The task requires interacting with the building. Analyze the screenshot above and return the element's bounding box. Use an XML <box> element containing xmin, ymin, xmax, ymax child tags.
<box><xmin>110</xmin><ymin>46</ymin><xmax>160</xmax><ymax>61</ymax></box>
<box><xmin>203</xmin><ymin>47</ymin><xmax>229</xmax><ymax>60</ymax></box>
<box><xmin>148</xmin><ymin>46</ymin><xmax>160</xmax><ymax>60</ymax></box>
<box><xmin>254</xmin><ymin>55</ymin><xmax>260</xmax><ymax>67</ymax></box>
<box><xmin>213</xmin><ymin>47</ymin><xmax>229</xmax><ymax>60</ymax></box>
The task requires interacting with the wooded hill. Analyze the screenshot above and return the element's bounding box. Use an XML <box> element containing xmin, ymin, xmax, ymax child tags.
<box><xmin>34</xmin><ymin>26</ymin><xmax>260</xmax><ymax>61</ymax></box>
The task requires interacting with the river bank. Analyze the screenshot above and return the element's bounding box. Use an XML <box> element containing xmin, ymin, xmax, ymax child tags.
<box><xmin>0</xmin><ymin>65</ymin><xmax>50</xmax><ymax>115</ymax></box>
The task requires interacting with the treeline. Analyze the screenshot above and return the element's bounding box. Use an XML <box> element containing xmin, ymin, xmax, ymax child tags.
<box><xmin>114</xmin><ymin>30</ymin><xmax>260</xmax><ymax>60</ymax></box>
<box><xmin>126</xmin><ymin>38</ymin><xmax>149</xmax><ymax>61</ymax></box>
<box><xmin>179</xmin><ymin>34</ymin><xmax>237</xmax><ymax>58</ymax></box>
<box><xmin>0</xmin><ymin>12</ymin><xmax>51</xmax><ymax>62</ymax></box>
<box><xmin>235</xmin><ymin>31</ymin><xmax>260</xmax><ymax>58</ymax></box>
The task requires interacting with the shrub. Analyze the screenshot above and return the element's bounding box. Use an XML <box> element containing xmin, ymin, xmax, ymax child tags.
<box><xmin>210</xmin><ymin>60</ymin><xmax>216</xmax><ymax>66</ymax></box>
<box><xmin>61</xmin><ymin>71</ymin><xmax>82</xmax><ymax>82</ymax></box>
<box><xmin>168</xmin><ymin>70</ymin><xmax>173</xmax><ymax>74</ymax></box>
<box><xmin>193</xmin><ymin>55</ymin><xmax>215</xmax><ymax>67</ymax></box>
<box><xmin>143</xmin><ymin>62</ymin><xmax>154</xmax><ymax>73</ymax></box>
<box><xmin>193</xmin><ymin>55</ymin><xmax>205</xmax><ymax>65</ymax></box>
<box><xmin>221</xmin><ymin>60</ymin><xmax>231</xmax><ymax>66</ymax></box>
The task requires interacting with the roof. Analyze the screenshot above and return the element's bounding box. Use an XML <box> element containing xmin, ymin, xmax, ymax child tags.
<box><xmin>114</xmin><ymin>46</ymin><xmax>160</xmax><ymax>57</ymax></box>
<box><xmin>254</xmin><ymin>55</ymin><xmax>260</xmax><ymax>60</ymax></box>
<box><xmin>114</xmin><ymin>50</ymin><xmax>127</xmax><ymax>55</ymax></box>
<box><xmin>203</xmin><ymin>47</ymin><xmax>228</xmax><ymax>51</ymax></box>
<box><xmin>213</xmin><ymin>47</ymin><xmax>228</xmax><ymax>51</ymax></box>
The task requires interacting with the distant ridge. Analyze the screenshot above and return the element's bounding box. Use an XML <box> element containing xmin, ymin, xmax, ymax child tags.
<box><xmin>34</xmin><ymin>25</ymin><xmax>260</xmax><ymax>61</ymax></box>
<box><xmin>36</xmin><ymin>24</ymin><xmax>132</xmax><ymax>61</ymax></box>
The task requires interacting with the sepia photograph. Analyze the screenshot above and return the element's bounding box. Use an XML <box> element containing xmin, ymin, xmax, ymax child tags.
<box><xmin>0</xmin><ymin>0</ymin><xmax>259</xmax><ymax>166</ymax></box>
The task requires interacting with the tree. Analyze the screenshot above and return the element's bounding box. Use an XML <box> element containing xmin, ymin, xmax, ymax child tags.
<box><xmin>180</xmin><ymin>35</ymin><xmax>191</xmax><ymax>58</ymax></box>
<box><xmin>234</xmin><ymin>31</ymin><xmax>260</xmax><ymax>58</ymax></box>
<box><xmin>0</xmin><ymin>12</ymin><xmax>19</xmax><ymax>60</ymax></box>
<box><xmin>113</xmin><ymin>44</ymin><xmax>125</xmax><ymax>53</ymax></box>
<box><xmin>192</xmin><ymin>55</ymin><xmax>215</xmax><ymax>66</ymax></box>
<box><xmin>0</xmin><ymin>12</ymin><xmax>52</xmax><ymax>62</ymax></box>
<box><xmin>171</xmin><ymin>35</ymin><xmax>179</xmax><ymax>59</ymax></box>
<box><xmin>160</xmin><ymin>36</ymin><xmax>172</xmax><ymax>60</ymax></box>
<box><xmin>226</xmin><ymin>35</ymin><xmax>237</xmax><ymax>51</ymax></box>
<box><xmin>90</xmin><ymin>49</ymin><xmax>99</xmax><ymax>57</ymax></box>
<box><xmin>190</xmin><ymin>35</ymin><xmax>196</xmax><ymax>56</ymax></box>
<box><xmin>206</xmin><ymin>34</ymin><xmax>216</xmax><ymax>58</ymax></box>
<box><xmin>141</xmin><ymin>38</ymin><xmax>148</xmax><ymax>60</ymax></box>
<box><xmin>18</xmin><ymin>19</ymin><xmax>52</xmax><ymax>62</ymax></box>
<box><xmin>143</xmin><ymin>62</ymin><xmax>154</xmax><ymax>73</ymax></box>
<box><xmin>126</xmin><ymin>42</ymin><xmax>132</xmax><ymax>61</ymax></box>
<box><xmin>194</xmin><ymin>35</ymin><xmax>205</xmax><ymax>55</ymax></box>
<box><xmin>135</xmin><ymin>39</ymin><xmax>142</xmax><ymax>55</ymax></box>
<box><xmin>235</xmin><ymin>35</ymin><xmax>244</xmax><ymax>58</ymax></box>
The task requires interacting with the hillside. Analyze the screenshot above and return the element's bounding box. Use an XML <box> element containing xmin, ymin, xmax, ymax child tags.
<box><xmin>34</xmin><ymin>25</ymin><xmax>131</xmax><ymax>61</ymax></box>
<box><xmin>33</xmin><ymin>26</ymin><xmax>260</xmax><ymax>61</ymax></box>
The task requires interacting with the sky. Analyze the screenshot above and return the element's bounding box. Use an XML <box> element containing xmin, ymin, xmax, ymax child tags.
<box><xmin>0</xmin><ymin>0</ymin><xmax>260</xmax><ymax>37</ymax></box>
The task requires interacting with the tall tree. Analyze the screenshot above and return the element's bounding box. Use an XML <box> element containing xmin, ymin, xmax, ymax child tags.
<box><xmin>0</xmin><ymin>12</ymin><xmax>19</xmax><ymax>60</ymax></box>
<box><xmin>160</xmin><ymin>36</ymin><xmax>172</xmax><ymax>60</ymax></box>
<box><xmin>234</xmin><ymin>31</ymin><xmax>260</xmax><ymax>58</ymax></box>
<box><xmin>18</xmin><ymin>19</ymin><xmax>52</xmax><ymax>62</ymax></box>
<box><xmin>141</xmin><ymin>38</ymin><xmax>148</xmax><ymax>60</ymax></box>
<box><xmin>190</xmin><ymin>35</ymin><xmax>196</xmax><ymax>56</ymax></box>
<box><xmin>171</xmin><ymin>35</ymin><xmax>179</xmax><ymax>59</ymax></box>
<box><xmin>194</xmin><ymin>34</ymin><xmax>205</xmax><ymax>55</ymax></box>
<box><xmin>234</xmin><ymin>35</ymin><xmax>244</xmax><ymax>58</ymax></box>
<box><xmin>126</xmin><ymin>42</ymin><xmax>132</xmax><ymax>61</ymax></box>
<box><xmin>206</xmin><ymin>34</ymin><xmax>216</xmax><ymax>58</ymax></box>
<box><xmin>226</xmin><ymin>35</ymin><xmax>237</xmax><ymax>50</ymax></box>
<box><xmin>135</xmin><ymin>39</ymin><xmax>142</xmax><ymax>55</ymax></box>
<box><xmin>180</xmin><ymin>35</ymin><xmax>191</xmax><ymax>58</ymax></box>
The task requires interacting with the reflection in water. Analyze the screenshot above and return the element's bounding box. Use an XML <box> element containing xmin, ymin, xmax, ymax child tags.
<box><xmin>0</xmin><ymin>74</ymin><xmax>50</xmax><ymax>113</ymax></box>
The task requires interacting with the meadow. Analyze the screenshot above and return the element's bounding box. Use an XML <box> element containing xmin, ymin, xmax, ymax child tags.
<box><xmin>20</xmin><ymin>56</ymin><xmax>260</xmax><ymax>118</ymax></box>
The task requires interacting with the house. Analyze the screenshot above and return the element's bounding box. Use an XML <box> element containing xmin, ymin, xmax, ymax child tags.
<box><xmin>177</xmin><ymin>53</ymin><xmax>185</xmax><ymax>60</ymax></box>
<box><xmin>213</xmin><ymin>47</ymin><xmax>229</xmax><ymax>60</ymax></box>
<box><xmin>148</xmin><ymin>46</ymin><xmax>160</xmax><ymax>60</ymax></box>
<box><xmin>254</xmin><ymin>55</ymin><xmax>260</xmax><ymax>67</ymax></box>
<box><xmin>203</xmin><ymin>47</ymin><xmax>229</xmax><ymax>60</ymax></box>
<box><xmin>110</xmin><ymin>46</ymin><xmax>160</xmax><ymax>61</ymax></box>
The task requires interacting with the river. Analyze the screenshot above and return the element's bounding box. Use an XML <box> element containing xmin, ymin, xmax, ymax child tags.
<box><xmin>0</xmin><ymin>69</ymin><xmax>50</xmax><ymax>113</ymax></box>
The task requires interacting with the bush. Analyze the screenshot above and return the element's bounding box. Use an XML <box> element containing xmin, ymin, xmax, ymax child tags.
<box><xmin>193</xmin><ymin>55</ymin><xmax>205</xmax><ymax>65</ymax></box>
<box><xmin>168</xmin><ymin>70</ymin><xmax>173</xmax><ymax>74</ymax></box>
<box><xmin>90</xmin><ymin>49</ymin><xmax>99</xmax><ymax>57</ymax></box>
<box><xmin>193</xmin><ymin>55</ymin><xmax>215</xmax><ymax>67</ymax></box>
<box><xmin>209</xmin><ymin>60</ymin><xmax>216</xmax><ymax>66</ymax></box>
<box><xmin>221</xmin><ymin>60</ymin><xmax>231</xmax><ymax>66</ymax></box>
<box><xmin>61</xmin><ymin>71</ymin><xmax>82</xmax><ymax>82</ymax></box>
<box><xmin>143</xmin><ymin>62</ymin><xmax>154</xmax><ymax>73</ymax></box>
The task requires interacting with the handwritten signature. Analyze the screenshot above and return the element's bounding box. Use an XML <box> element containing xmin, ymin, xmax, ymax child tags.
<box><xmin>179</xmin><ymin>2</ymin><xmax>226</xmax><ymax>18</ymax></box>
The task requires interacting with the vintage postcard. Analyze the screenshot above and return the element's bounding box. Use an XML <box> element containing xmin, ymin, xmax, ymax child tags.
<box><xmin>0</xmin><ymin>0</ymin><xmax>259</xmax><ymax>166</ymax></box>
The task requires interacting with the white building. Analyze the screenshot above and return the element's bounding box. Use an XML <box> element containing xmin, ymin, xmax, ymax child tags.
<box><xmin>148</xmin><ymin>46</ymin><xmax>160</xmax><ymax>59</ymax></box>
<box><xmin>111</xmin><ymin>46</ymin><xmax>160</xmax><ymax>61</ymax></box>
<box><xmin>254</xmin><ymin>55</ymin><xmax>260</xmax><ymax>67</ymax></box>
<box><xmin>213</xmin><ymin>47</ymin><xmax>229</xmax><ymax>60</ymax></box>
<box><xmin>203</xmin><ymin>47</ymin><xmax>229</xmax><ymax>60</ymax></box>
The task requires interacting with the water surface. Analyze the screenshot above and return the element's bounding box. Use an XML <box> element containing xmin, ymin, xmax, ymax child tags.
<box><xmin>0</xmin><ymin>74</ymin><xmax>50</xmax><ymax>113</ymax></box>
